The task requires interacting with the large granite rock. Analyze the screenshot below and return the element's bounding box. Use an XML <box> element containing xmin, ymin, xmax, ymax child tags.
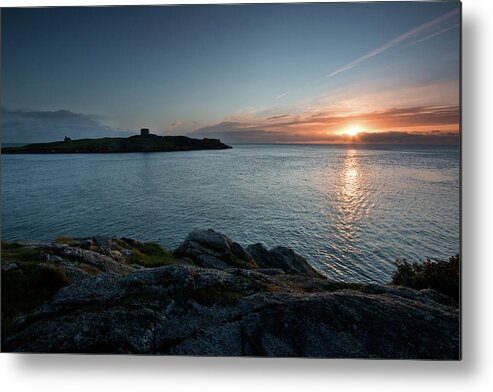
<box><xmin>1</xmin><ymin>230</ymin><xmax>460</xmax><ymax>358</ymax></box>
<box><xmin>246</xmin><ymin>243</ymin><xmax>323</xmax><ymax>278</ymax></box>
<box><xmin>175</xmin><ymin>229</ymin><xmax>258</xmax><ymax>269</ymax></box>
<box><xmin>175</xmin><ymin>229</ymin><xmax>323</xmax><ymax>278</ymax></box>
<box><xmin>54</xmin><ymin>246</ymin><xmax>134</xmax><ymax>275</ymax></box>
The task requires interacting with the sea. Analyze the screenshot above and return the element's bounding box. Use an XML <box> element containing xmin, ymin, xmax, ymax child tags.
<box><xmin>1</xmin><ymin>144</ymin><xmax>460</xmax><ymax>283</ymax></box>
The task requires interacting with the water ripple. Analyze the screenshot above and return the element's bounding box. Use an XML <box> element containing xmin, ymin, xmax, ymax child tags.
<box><xmin>1</xmin><ymin>144</ymin><xmax>460</xmax><ymax>283</ymax></box>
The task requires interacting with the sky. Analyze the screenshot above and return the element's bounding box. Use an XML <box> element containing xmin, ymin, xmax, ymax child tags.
<box><xmin>1</xmin><ymin>2</ymin><xmax>461</xmax><ymax>144</ymax></box>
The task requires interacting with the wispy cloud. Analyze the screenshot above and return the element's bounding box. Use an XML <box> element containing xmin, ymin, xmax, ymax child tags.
<box><xmin>267</xmin><ymin>114</ymin><xmax>290</xmax><ymax>121</ymax></box>
<box><xmin>327</xmin><ymin>8</ymin><xmax>460</xmax><ymax>78</ymax></box>
<box><xmin>406</xmin><ymin>23</ymin><xmax>459</xmax><ymax>48</ymax></box>
<box><xmin>275</xmin><ymin>91</ymin><xmax>290</xmax><ymax>99</ymax></box>
<box><xmin>1</xmin><ymin>108</ymin><xmax>132</xmax><ymax>143</ymax></box>
<box><xmin>310</xmin><ymin>79</ymin><xmax>459</xmax><ymax>116</ymax></box>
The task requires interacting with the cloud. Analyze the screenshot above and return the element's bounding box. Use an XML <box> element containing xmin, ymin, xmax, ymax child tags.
<box><xmin>275</xmin><ymin>91</ymin><xmax>290</xmax><ymax>99</ymax></box>
<box><xmin>1</xmin><ymin>108</ymin><xmax>132</xmax><ymax>143</ymax></box>
<box><xmin>190</xmin><ymin>122</ymin><xmax>286</xmax><ymax>143</ymax></box>
<box><xmin>267</xmin><ymin>115</ymin><xmax>290</xmax><ymax>121</ymax></box>
<box><xmin>406</xmin><ymin>23</ymin><xmax>459</xmax><ymax>48</ymax></box>
<box><xmin>311</xmin><ymin>80</ymin><xmax>459</xmax><ymax>114</ymax></box>
<box><xmin>189</xmin><ymin>105</ymin><xmax>459</xmax><ymax>144</ymax></box>
<box><xmin>353</xmin><ymin>131</ymin><xmax>459</xmax><ymax>145</ymax></box>
<box><xmin>170</xmin><ymin>120</ymin><xmax>182</xmax><ymax>129</ymax></box>
<box><xmin>327</xmin><ymin>8</ymin><xmax>460</xmax><ymax>78</ymax></box>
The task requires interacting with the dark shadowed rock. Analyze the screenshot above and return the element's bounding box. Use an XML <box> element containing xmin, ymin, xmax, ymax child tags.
<box><xmin>2</xmin><ymin>263</ymin><xmax>459</xmax><ymax>358</ymax></box>
<box><xmin>360</xmin><ymin>284</ymin><xmax>458</xmax><ymax>307</ymax></box>
<box><xmin>1</xmin><ymin>263</ymin><xmax>20</xmax><ymax>272</ymax></box>
<box><xmin>81</xmin><ymin>239</ymin><xmax>94</xmax><ymax>250</ymax></box>
<box><xmin>246</xmin><ymin>243</ymin><xmax>324</xmax><ymax>278</ymax></box>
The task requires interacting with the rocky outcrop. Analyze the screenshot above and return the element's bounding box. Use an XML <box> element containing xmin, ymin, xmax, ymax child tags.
<box><xmin>174</xmin><ymin>229</ymin><xmax>323</xmax><ymax>279</ymax></box>
<box><xmin>246</xmin><ymin>243</ymin><xmax>323</xmax><ymax>278</ymax></box>
<box><xmin>1</xmin><ymin>230</ymin><xmax>460</xmax><ymax>358</ymax></box>
<box><xmin>175</xmin><ymin>229</ymin><xmax>258</xmax><ymax>269</ymax></box>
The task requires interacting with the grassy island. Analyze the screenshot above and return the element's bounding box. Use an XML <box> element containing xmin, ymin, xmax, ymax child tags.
<box><xmin>1</xmin><ymin>134</ymin><xmax>232</xmax><ymax>154</ymax></box>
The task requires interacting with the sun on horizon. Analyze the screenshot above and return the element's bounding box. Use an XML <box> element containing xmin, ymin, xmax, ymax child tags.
<box><xmin>342</xmin><ymin>126</ymin><xmax>364</xmax><ymax>137</ymax></box>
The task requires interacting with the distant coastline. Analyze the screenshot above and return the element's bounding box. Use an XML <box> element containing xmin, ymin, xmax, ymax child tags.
<box><xmin>1</xmin><ymin>133</ymin><xmax>232</xmax><ymax>154</ymax></box>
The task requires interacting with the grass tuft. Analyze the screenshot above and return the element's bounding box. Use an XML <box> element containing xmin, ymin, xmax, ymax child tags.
<box><xmin>53</xmin><ymin>236</ymin><xmax>79</xmax><ymax>246</ymax></box>
<box><xmin>122</xmin><ymin>240</ymin><xmax>182</xmax><ymax>267</ymax></box>
<box><xmin>1</xmin><ymin>242</ymin><xmax>45</xmax><ymax>264</ymax></box>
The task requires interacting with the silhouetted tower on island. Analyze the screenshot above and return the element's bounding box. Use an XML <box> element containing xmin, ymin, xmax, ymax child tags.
<box><xmin>140</xmin><ymin>128</ymin><xmax>150</xmax><ymax>136</ymax></box>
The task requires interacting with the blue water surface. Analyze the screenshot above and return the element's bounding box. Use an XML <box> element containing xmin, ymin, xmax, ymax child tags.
<box><xmin>1</xmin><ymin>144</ymin><xmax>460</xmax><ymax>283</ymax></box>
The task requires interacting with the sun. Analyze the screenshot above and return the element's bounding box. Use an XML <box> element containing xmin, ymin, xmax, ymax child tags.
<box><xmin>344</xmin><ymin>126</ymin><xmax>363</xmax><ymax>137</ymax></box>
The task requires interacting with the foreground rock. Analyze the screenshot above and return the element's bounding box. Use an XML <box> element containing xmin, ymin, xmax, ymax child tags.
<box><xmin>1</xmin><ymin>230</ymin><xmax>460</xmax><ymax>358</ymax></box>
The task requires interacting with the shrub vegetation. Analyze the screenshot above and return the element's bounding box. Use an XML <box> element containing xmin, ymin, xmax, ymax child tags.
<box><xmin>391</xmin><ymin>254</ymin><xmax>460</xmax><ymax>302</ymax></box>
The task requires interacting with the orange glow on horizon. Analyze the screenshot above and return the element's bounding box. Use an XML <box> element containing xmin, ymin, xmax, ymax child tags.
<box><xmin>206</xmin><ymin>104</ymin><xmax>460</xmax><ymax>144</ymax></box>
<box><xmin>342</xmin><ymin>126</ymin><xmax>364</xmax><ymax>137</ymax></box>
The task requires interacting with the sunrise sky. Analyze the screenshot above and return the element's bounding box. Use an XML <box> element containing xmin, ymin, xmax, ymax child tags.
<box><xmin>1</xmin><ymin>2</ymin><xmax>460</xmax><ymax>144</ymax></box>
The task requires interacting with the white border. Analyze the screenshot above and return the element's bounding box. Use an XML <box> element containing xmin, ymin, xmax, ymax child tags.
<box><xmin>2</xmin><ymin>0</ymin><xmax>493</xmax><ymax>391</ymax></box>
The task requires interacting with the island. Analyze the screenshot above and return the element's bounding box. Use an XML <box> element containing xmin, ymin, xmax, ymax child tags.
<box><xmin>1</xmin><ymin>129</ymin><xmax>232</xmax><ymax>154</ymax></box>
<box><xmin>1</xmin><ymin>229</ymin><xmax>459</xmax><ymax>358</ymax></box>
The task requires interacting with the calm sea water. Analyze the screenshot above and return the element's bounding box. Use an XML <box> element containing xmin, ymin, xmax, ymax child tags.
<box><xmin>1</xmin><ymin>144</ymin><xmax>460</xmax><ymax>283</ymax></box>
